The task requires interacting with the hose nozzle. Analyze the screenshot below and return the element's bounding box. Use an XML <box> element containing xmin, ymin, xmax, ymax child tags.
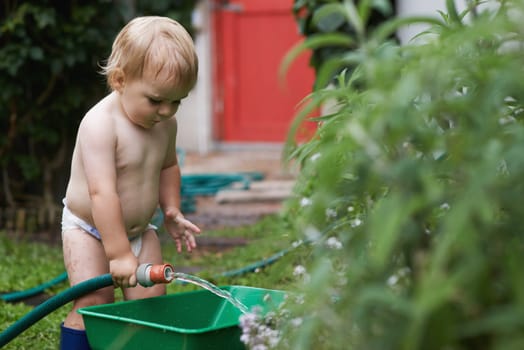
<box><xmin>136</xmin><ymin>263</ymin><xmax>175</xmax><ymax>287</ymax></box>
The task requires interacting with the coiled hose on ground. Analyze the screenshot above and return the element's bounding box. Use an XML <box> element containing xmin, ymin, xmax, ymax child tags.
<box><xmin>180</xmin><ymin>172</ymin><xmax>264</xmax><ymax>213</ymax></box>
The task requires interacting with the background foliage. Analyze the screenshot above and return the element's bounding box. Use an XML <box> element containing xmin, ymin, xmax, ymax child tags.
<box><xmin>0</xmin><ymin>0</ymin><xmax>197</xmax><ymax>209</ymax></box>
<box><xmin>292</xmin><ymin>0</ymin><xmax>397</xmax><ymax>87</ymax></box>
<box><xmin>284</xmin><ymin>0</ymin><xmax>524</xmax><ymax>349</ymax></box>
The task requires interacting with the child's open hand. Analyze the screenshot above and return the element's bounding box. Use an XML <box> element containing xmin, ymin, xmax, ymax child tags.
<box><xmin>164</xmin><ymin>208</ymin><xmax>201</xmax><ymax>252</ymax></box>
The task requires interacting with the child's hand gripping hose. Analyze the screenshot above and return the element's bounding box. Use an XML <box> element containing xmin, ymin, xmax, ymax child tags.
<box><xmin>0</xmin><ymin>263</ymin><xmax>175</xmax><ymax>348</ymax></box>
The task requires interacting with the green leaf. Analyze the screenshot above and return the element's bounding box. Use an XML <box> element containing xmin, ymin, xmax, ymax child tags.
<box><xmin>370</xmin><ymin>0</ymin><xmax>393</xmax><ymax>16</ymax></box>
<box><xmin>459</xmin><ymin>306</ymin><xmax>524</xmax><ymax>337</ymax></box>
<box><xmin>279</xmin><ymin>33</ymin><xmax>354</xmax><ymax>81</ymax></box>
<box><xmin>314</xmin><ymin>51</ymin><xmax>363</xmax><ymax>88</ymax></box>
<box><xmin>312</xmin><ymin>4</ymin><xmax>347</xmax><ymax>32</ymax></box>
<box><xmin>29</xmin><ymin>46</ymin><xmax>44</xmax><ymax>60</ymax></box>
<box><xmin>446</xmin><ymin>0</ymin><xmax>462</xmax><ymax>25</ymax></box>
<box><xmin>343</xmin><ymin>0</ymin><xmax>364</xmax><ymax>37</ymax></box>
<box><xmin>367</xmin><ymin>195</ymin><xmax>414</xmax><ymax>269</ymax></box>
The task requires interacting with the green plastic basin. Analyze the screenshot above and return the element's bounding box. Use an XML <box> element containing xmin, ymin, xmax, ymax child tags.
<box><xmin>78</xmin><ymin>285</ymin><xmax>286</xmax><ymax>350</ymax></box>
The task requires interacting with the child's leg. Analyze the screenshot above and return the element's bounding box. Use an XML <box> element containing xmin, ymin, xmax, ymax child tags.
<box><xmin>123</xmin><ymin>229</ymin><xmax>166</xmax><ymax>300</ymax></box>
<box><xmin>62</xmin><ymin>228</ymin><xmax>114</xmax><ymax>329</ymax></box>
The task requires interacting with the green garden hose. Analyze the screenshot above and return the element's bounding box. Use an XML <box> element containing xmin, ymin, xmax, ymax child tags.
<box><xmin>217</xmin><ymin>245</ymin><xmax>299</xmax><ymax>278</ymax></box>
<box><xmin>0</xmin><ymin>272</ymin><xmax>68</xmax><ymax>303</ymax></box>
<box><xmin>0</xmin><ymin>274</ymin><xmax>113</xmax><ymax>348</ymax></box>
<box><xmin>180</xmin><ymin>172</ymin><xmax>264</xmax><ymax>213</ymax></box>
<box><xmin>181</xmin><ymin>172</ymin><xmax>264</xmax><ymax>196</ymax></box>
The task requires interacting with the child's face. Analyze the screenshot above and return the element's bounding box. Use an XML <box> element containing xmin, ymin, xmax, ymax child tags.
<box><xmin>118</xmin><ymin>71</ymin><xmax>190</xmax><ymax>129</ymax></box>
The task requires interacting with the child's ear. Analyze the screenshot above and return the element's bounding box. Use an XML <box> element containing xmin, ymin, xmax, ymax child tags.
<box><xmin>110</xmin><ymin>68</ymin><xmax>126</xmax><ymax>92</ymax></box>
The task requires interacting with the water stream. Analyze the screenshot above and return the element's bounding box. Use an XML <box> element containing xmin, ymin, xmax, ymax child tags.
<box><xmin>169</xmin><ymin>272</ymin><xmax>250</xmax><ymax>314</ymax></box>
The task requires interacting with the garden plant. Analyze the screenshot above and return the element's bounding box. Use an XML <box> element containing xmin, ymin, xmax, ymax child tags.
<box><xmin>271</xmin><ymin>0</ymin><xmax>524</xmax><ymax>349</ymax></box>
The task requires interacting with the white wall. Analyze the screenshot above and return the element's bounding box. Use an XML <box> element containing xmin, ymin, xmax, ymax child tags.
<box><xmin>396</xmin><ymin>0</ymin><xmax>468</xmax><ymax>44</ymax></box>
<box><xmin>176</xmin><ymin>1</ymin><xmax>214</xmax><ymax>155</ymax></box>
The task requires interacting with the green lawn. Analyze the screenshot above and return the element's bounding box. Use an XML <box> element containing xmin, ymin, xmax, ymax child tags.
<box><xmin>0</xmin><ymin>215</ymin><xmax>307</xmax><ymax>350</ymax></box>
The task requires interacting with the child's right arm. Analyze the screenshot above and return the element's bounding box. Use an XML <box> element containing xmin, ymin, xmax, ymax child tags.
<box><xmin>77</xmin><ymin>115</ymin><xmax>138</xmax><ymax>288</ymax></box>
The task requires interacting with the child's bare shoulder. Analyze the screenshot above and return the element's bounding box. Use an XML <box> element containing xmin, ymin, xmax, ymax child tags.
<box><xmin>78</xmin><ymin>94</ymin><xmax>117</xmax><ymax>134</ymax></box>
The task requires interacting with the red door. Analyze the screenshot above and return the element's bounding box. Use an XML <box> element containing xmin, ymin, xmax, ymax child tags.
<box><xmin>212</xmin><ymin>0</ymin><xmax>316</xmax><ymax>142</ymax></box>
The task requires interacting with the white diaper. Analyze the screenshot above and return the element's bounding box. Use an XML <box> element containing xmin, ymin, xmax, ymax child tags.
<box><xmin>61</xmin><ymin>200</ymin><xmax>156</xmax><ymax>257</ymax></box>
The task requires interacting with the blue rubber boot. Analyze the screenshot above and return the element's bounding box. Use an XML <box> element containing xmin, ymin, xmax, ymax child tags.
<box><xmin>60</xmin><ymin>323</ymin><xmax>91</xmax><ymax>350</ymax></box>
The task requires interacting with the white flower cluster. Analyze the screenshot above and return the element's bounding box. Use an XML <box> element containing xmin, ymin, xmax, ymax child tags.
<box><xmin>239</xmin><ymin>307</ymin><xmax>281</xmax><ymax>350</ymax></box>
<box><xmin>351</xmin><ymin>218</ymin><xmax>362</xmax><ymax>227</ymax></box>
<box><xmin>325</xmin><ymin>236</ymin><xmax>343</xmax><ymax>250</ymax></box>
<box><xmin>293</xmin><ymin>264</ymin><xmax>311</xmax><ymax>283</ymax></box>
<box><xmin>325</xmin><ymin>208</ymin><xmax>337</xmax><ymax>219</ymax></box>
<box><xmin>300</xmin><ymin>197</ymin><xmax>312</xmax><ymax>207</ymax></box>
<box><xmin>440</xmin><ymin>202</ymin><xmax>450</xmax><ymax>210</ymax></box>
<box><xmin>387</xmin><ymin>267</ymin><xmax>411</xmax><ymax>289</ymax></box>
<box><xmin>293</xmin><ymin>265</ymin><xmax>307</xmax><ymax>276</ymax></box>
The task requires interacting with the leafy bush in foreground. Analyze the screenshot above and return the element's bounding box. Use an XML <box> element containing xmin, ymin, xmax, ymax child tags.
<box><xmin>282</xmin><ymin>1</ymin><xmax>524</xmax><ymax>349</ymax></box>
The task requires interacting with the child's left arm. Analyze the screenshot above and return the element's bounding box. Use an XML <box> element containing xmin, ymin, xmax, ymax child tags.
<box><xmin>159</xmin><ymin>162</ymin><xmax>201</xmax><ymax>252</ymax></box>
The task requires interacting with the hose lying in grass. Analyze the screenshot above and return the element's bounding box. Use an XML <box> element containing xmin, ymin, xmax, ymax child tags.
<box><xmin>0</xmin><ymin>274</ymin><xmax>113</xmax><ymax>348</ymax></box>
<box><xmin>0</xmin><ymin>272</ymin><xmax>69</xmax><ymax>303</ymax></box>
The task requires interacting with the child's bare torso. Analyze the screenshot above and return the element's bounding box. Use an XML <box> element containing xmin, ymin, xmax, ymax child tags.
<box><xmin>65</xmin><ymin>92</ymin><xmax>177</xmax><ymax>237</ymax></box>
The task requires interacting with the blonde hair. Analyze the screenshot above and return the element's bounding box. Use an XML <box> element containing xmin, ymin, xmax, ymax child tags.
<box><xmin>101</xmin><ymin>16</ymin><xmax>198</xmax><ymax>90</ymax></box>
